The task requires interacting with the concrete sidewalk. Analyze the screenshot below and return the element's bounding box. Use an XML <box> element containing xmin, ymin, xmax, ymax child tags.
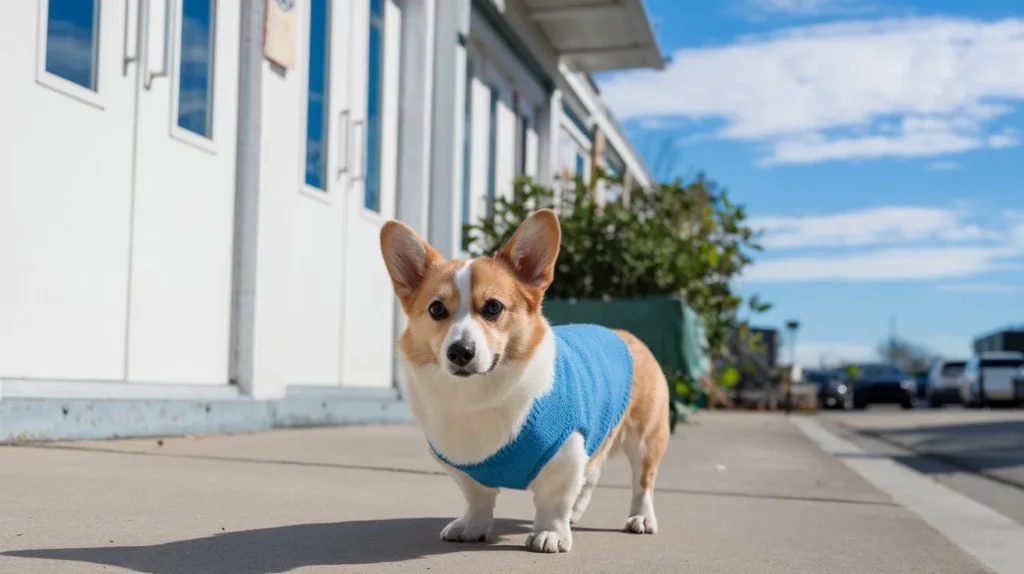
<box><xmin>0</xmin><ymin>413</ymin><xmax>993</xmax><ymax>573</ymax></box>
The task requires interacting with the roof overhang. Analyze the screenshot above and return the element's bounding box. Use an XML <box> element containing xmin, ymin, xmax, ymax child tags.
<box><xmin>523</xmin><ymin>0</ymin><xmax>665</xmax><ymax>72</ymax></box>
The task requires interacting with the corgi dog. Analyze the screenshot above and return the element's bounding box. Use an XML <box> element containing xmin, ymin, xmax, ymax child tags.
<box><xmin>379</xmin><ymin>209</ymin><xmax>669</xmax><ymax>554</ymax></box>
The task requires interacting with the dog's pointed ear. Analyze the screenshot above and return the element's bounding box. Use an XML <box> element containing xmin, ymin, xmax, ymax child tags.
<box><xmin>380</xmin><ymin>221</ymin><xmax>443</xmax><ymax>303</ymax></box>
<box><xmin>496</xmin><ymin>209</ymin><xmax>561</xmax><ymax>290</ymax></box>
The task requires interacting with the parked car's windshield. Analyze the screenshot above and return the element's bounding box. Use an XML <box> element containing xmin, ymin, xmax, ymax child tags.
<box><xmin>981</xmin><ymin>359</ymin><xmax>1024</xmax><ymax>369</ymax></box>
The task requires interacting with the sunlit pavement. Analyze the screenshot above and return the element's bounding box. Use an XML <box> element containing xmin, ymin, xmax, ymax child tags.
<box><xmin>0</xmin><ymin>412</ymin><xmax>1001</xmax><ymax>573</ymax></box>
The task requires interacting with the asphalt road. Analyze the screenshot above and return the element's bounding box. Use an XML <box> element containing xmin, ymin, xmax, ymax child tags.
<box><xmin>822</xmin><ymin>408</ymin><xmax>1024</xmax><ymax>526</ymax></box>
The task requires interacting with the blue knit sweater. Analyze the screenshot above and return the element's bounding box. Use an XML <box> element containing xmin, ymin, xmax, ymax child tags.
<box><xmin>431</xmin><ymin>324</ymin><xmax>634</xmax><ymax>490</ymax></box>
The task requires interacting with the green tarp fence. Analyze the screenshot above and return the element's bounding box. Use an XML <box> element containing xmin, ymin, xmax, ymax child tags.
<box><xmin>542</xmin><ymin>296</ymin><xmax>710</xmax><ymax>385</ymax></box>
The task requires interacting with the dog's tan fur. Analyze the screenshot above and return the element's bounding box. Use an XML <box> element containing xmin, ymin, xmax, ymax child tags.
<box><xmin>591</xmin><ymin>330</ymin><xmax>670</xmax><ymax>491</ymax></box>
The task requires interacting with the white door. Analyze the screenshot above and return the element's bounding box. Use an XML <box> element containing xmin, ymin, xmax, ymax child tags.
<box><xmin>0</xmin><ymin>0</ymin><xmax>137</xmax><ymax>380</ymax></box>
<box><xmin>0</xmin><ymin>0</ymin><xmax>237</xmax><ymax>385</ymax></box>
<box><xmin>127</xmin><ymin>0</ymin><xmax>239</xmax><ymax>384</ymax></box>
<box><xmin>338</xmin><ymin>0</ymin><xmax>402</xmax><ymax>388</ymax></box>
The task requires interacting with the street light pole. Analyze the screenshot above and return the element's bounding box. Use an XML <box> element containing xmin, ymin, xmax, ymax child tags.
<box><xmin>785</xmin><ymin>320</ymin><xmax>800</xmax><ymax>414</ymax></box>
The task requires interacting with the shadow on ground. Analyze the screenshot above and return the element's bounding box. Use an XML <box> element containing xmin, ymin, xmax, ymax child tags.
<box><xmin>837</xmin><ymin>419</ymin><xmax>1024</xmax><ymax>490</ymax></box>
<box><xmin>2</xmin><ymin>518</ymin><xmax>534</xmax><ymax>574</ymax></box>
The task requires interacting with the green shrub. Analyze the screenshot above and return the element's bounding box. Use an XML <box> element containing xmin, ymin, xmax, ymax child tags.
<box><xmin>465</xmin><ymin>173</ymin><xmax>770</xmax><ymax>362</ymax></box>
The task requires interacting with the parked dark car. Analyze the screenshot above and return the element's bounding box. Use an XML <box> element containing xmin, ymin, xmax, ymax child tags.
<box><xmin>805</xmin><ymin>369</ymin><xmax>852</xmax><ymax>410</ymax></box>
<box><xmin>851</xmin><ymin>363</ymin><xmax>917</xmax><ymax>410</ymax></box>
<box><xmin>914</xmin><ymin>372</ymin><xmax>929</xmax><ymax>399</ymax></box>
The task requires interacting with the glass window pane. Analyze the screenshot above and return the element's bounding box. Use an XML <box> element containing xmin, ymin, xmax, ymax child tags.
<box><xmin>512</xmin><ymin>93</ymin><xmax>523</xmax><ymax>176</ymax></box>
<box><xmin>364</xmin><ymin>16</ymin><xmax>384</xmax><ymax>212</ymax></box>
<box><xmin>45</xmin><ymin>0</ymin><xmax>99</xmax><ymax>91</ymax></box>
<box><xmin>178</xmin><ymin>0</ymin><xmax>215</xmax><ymax>138</ymax></box>
<box><xmin>305</xmin><ymin>0</ymin><xmax>330</xmax><ymax>190</ymax></box>
<box><xmin>486</xmin><ymin>86</ymin><xmax>498</xmax><ymax>214</ymax></box>
<box><xmin>982</xmin><ymin>359</ymin><xmax>1024</xmax><ymax>368</ymax></box>
<box><xmin>460</xmin><ymin>60</ymin><xmax>474</xmax><ymax>248</ymax></box>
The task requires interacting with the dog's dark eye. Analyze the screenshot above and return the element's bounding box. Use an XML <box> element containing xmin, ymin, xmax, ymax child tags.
<box><xmin>481</xmin><ymin>299</ymin><xmax>504</xmax><ymax>320</ymax></box>
<box><xmin>428</xmin><ymin>301</ymin><xmax>448</xmax><ymax>321</ymax></box>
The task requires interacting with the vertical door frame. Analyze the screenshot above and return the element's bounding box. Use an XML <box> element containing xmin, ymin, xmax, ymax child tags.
<box><xmin>228</xmin><ymin>0</ymin><xmax>264</xmax><ymax>396</ymax></box>
<box><xmin>392</xmin><ymin>0</ymin><xmax>436</xmax><ymax>394</ymax></box>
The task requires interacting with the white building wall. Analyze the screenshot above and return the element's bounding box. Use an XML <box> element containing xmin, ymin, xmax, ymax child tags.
<box><xmin>459</xmin><ymin>5</ymin><xmax>549</xmax><ymax>239</ymax></box>
<box><xmin>0</xmin><ymin>2</ymin><xmax>136</xmax><ymax>381</ymax></box>
<box><xmin>559</xmin><ymin>65</ymin><xmax>654</xmax><ymax>191</ymax></box>
<box><xmin>0</xmin><ymin>0</ymin><xmax>653</xmax><ymax>406</ymax></box>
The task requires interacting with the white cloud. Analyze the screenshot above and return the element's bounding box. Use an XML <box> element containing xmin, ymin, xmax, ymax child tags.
<box><xmin>749</xmin><ymin>0</ymin><xmax>834</xmax><ymax>15</ymax></box>
<box><xmin>750</xmin><ymin>205</ymin><xmax>999</xmax><ymax>249</ymax></box>
<box><xmin>1010</xmin><ymin>224</ymin><xmax>1024</xmax><ymax>249</ymax></box>
<box><xmin>937</xmin><ymin>283</ymin><xmax>1016</xmax><ymax>293</ymax></box>
<box><xmin>792</xmin><ymin>337</ymin><xmax>972</xmax><ymax>366</ymax></box>
<box><xmin>743</xmin><ymin>246</ymin><xmax>1018</xmax><ymax>282</ymax></box>
<box><xmin>989</xmin><ymin>128</ymin><xmax>1022</xmax><ymax>149</ymax></box>
<box><xmin>745</xmin><ymin>206</ymin><xmax>1024</xmax><ymax>281</ymax></box>
<box><xmin>928</xmin><ymin>160</ymin><xmax>961</xmax><ymax>171</ymax></box>
<box><xmin>637</xmin><ymin>118</ymin><xmax>683</xmax><ymax>131</ymax></box>
<box><xmin>920</xmin><ymin>335</ymin><xmax>973</xmax><ymax>359</ymax></box>
<box><xmin>1001</xmin><ymin>211</ymin><xmax>1024</xmax><ymax>249</ymax></box>
<box><xmin>760</xmin><ymin>116</ymin><xmax>987</xmax><ymax>165</ymax></box>
<box><xmin>600</xmin><ymin>17</ymin><xmax>1024</xmax><ymax>165</ymax></box>
<box><xmin>793</xmin><ymin>342</ymin><xmax>878</xmax><ymax>366</ymax></box>
<box><xmin>741</xmin><ymin>0</ymin><xmax>872</xmax><ymax>18</ymax></box>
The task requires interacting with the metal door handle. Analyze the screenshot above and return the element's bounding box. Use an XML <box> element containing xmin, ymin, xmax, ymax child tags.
<box><xmin>350</xmin><ymin>119</ymin><xmax>366</xmax><ymax>182</ymax></box>
<box><xmin>123</xmin><ymin>0</ymin><xmax>139</xmax><ymax>76</ymax></box>
<box><xmin>144</xmin><ymin>0</ymin><xmax>175</xmax><ymax>89</ymax></box>
<box><xmin>336</xmin><ymin>110</ymin><xmax>351</xmax><ymax>175</ymax></box>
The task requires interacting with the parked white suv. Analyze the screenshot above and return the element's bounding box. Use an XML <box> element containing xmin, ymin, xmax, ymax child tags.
<box><xmin>925</xmin><ymin>358</ymin><xmax>967</xmax><ymax>408</ymax></box>
<box><xmin>961</xmin><ymin>351</ymin><xmax>1024</xmax><ymax>407</ymax></box>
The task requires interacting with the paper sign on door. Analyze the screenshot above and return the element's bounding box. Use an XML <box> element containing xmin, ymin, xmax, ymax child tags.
<box><xmin>264</xmin><ymin>0</ymin><xmax>297</xmax><ymax>69</ymax></box>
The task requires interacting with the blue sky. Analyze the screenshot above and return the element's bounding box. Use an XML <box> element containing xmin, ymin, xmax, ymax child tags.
<box><xmin>596</xmin><ymin>0</ymin><xmax>1024</xmax><ymax>367</ymax></box>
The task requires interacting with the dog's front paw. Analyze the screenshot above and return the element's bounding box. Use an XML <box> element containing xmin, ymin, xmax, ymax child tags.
<box><xmin>525</xmin><ymin>530</ymin><xmax>572</xmax><ymax>553</ymax></box>
<box><xmin>624</xmin><ymin>514</ymin><xmax>658</xmax><ymax>534</ymax></box>
<box><xmin>440</xmin><ymin>518</ymin><xmax>490</xmax><ymax>543</ymax></box>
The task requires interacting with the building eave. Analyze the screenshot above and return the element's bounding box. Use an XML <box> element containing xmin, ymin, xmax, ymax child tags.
<box><xmin>524</xmin><ymin>0</ymin><xmax>665</xmax><ymax>72</ymax></box>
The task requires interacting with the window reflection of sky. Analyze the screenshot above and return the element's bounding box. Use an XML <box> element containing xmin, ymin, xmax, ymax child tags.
<box><xmin>365</xmin><ymin>2</ymin><xmax>384</xmax><ymax>211</ymax></box>
<box><xmin>305</xmin><ymin>0</ymin><xmax>329</xmax><ymax>190</ymax></box>
<box><xmin>45</xmin><ymin>0</ymin><xmax>99</xmax><ymax>91</ymax></box>
<box><xmin>461</xmin><ymin>60</ymin><xmax>474</xmax><ymax>239</ymax></box>
<box><xmin>486</xmin><ymin>87</ymin><xmax>498</xmax><ymax>211</ymax></box>
<box><xmin>178</xmin><ymin>0</ymin><xmax>215</xmax><ymax>138</ymax></box>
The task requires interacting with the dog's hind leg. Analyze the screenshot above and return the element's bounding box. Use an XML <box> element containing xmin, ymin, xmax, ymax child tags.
<box><xmin>622</xmin><ymin>424</ymin><xmax>666</xmax><ymax>534</ymax></box>
<box><xmin>613</xmin><ymin>329</ymin><xmax>670</xmax><ymax>535</ymax></box>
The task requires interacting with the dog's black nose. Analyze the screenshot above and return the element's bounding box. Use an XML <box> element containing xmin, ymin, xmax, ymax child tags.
<box><xmin>446</xmin><ymin>341</ymin><xmax>476</xmax><ymax>368</ymax></box>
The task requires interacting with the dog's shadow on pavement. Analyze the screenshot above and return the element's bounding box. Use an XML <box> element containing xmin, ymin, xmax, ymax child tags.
<box><xmin>3</xmin><ymin>517</ymin><xmax>538</xmax><ymax>574</ymax></box>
